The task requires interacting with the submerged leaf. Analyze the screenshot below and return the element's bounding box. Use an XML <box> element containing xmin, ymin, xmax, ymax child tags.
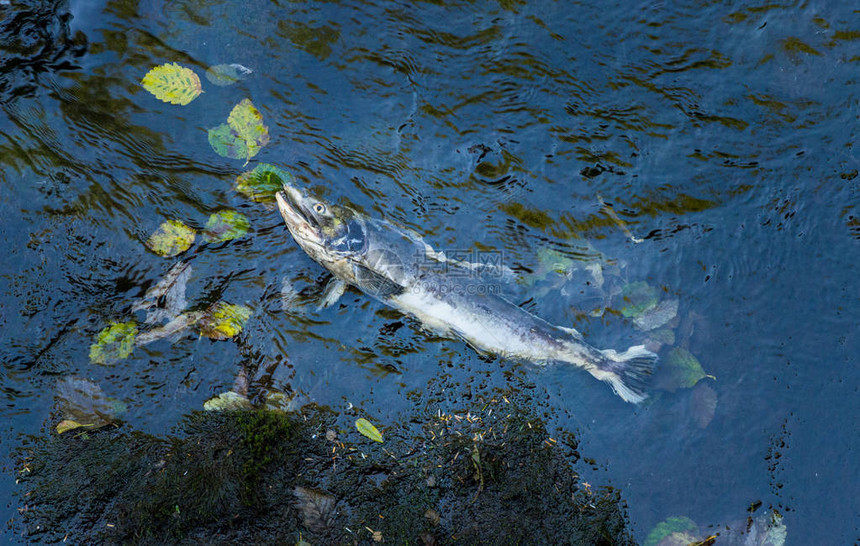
<box><xmin>690</xmin><ymin>382</ymin><xmax>717</xmax><ymax>429</ymax></box>
<box><xmin>235</xmin><ymin>163</ymin><xmax>294</xmax><ymax>202</ymax></box>
<box><xmin>356</xmin><ymin>417</ymin><xmax>383</xmax><ymax>442</ymax></box>
<box><xmin>208</xmin><ymin>123</ymin><xmax>249</xmax><ymax>160</ymax></box>
<box><xmin>198</xmin><ymin>302</ymin><xmax>252</xmax><ymax>340</ymax></box>
<box><xmin>141</xmin><ymin>63</ymin><xmax>202</xmax><ymax>105</ymax></box>
<box><xmin>643</xmin><ymin>516</ymin><xmax>698</xmax><ymax>546</ymax></box>
<box><xmin>634</xmin><ymin>298</ymin><xmax>679</xmax><ymax>331</ymax></box>
<box><xmin>56</xmin><ymin>377</ymin><xmax>125</xmax><ymax>431</ymax></box>
<box><xmin>202</xmin><ymin>210</ymin><xmax>250</xmax><ymax>243</ymax></box>
<box><xmin>145</xmin><ymin>220</ymin><xmax>196</xmax><ymax>257</ymax></box>
<box><xmin>293</xmin><ymin>486</ymin><xmax>336</xmax><ymax>533</ymax></box>
<box><xmin>203</xmin><ymin>391</ymin><xmax>253</xmax><ymax>411</ymax></box>
<box><xmin>135</xmin><ymin>311</ymin><xmax>204</xmax><ymax>346</ymax></box>
<box><xmin>619</xmin><ymin>281</ymin><xmax>659</xmax><ymax>318</ymax></box>
<box><xmin>205</xmin><ymin>63</ymin><xmax>252</xmax><ymax>86</ymax></box>
<box><xmin>90</xmin><ymin>322</ymin><xmax>138</xmax><ymax>365</ymax></box>
<box><xmin>653</xmin><ymin>348</ymin><xmax>712</xmax><ymax>392</ymax></box>
<box><xmin>131</xmin><ymin>262</ymin><xmax>192</xmax><ymax>324</ymax></box>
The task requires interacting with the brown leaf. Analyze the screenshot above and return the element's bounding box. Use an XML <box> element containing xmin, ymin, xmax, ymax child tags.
<box><xmin>293</xmin><ymin>486</ymin><xmax>336</xmax><ymax>533</ymax></box>
<box><xmin>690</xmin><ymin>383</ymin><xmax>717</xmax><ymax>429</ymax></box>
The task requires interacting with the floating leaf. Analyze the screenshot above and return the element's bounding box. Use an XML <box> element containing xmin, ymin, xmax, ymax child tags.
<box><xmin>90</xmin><ymin>322</ymin><xmax>138</xmax><ymax>365</ymax></box>
<box><xmin>643</xmin><ymin>516</ymin><xmax>698</xmax><ymax>546</ymax></box>
<box><xmin>205</xmin><ymin>63</ymin><xmax>252</xmax><ymax>86</ymax></box>
<box><xmin>56</xmin><ymin>419</ymin><xmax>90</xmax><ymax>434</ymax></box>
<box><xmin>198</xmin><ymin>302</ymin><xmax>252</xmax><ymax>340</ymax></box>
<box><xmin>203</xmin><ymin>391</ymin><xmax>253</xmax><ymax>411</ymax></box>
<box><xmin>653</xmin><ymin>348</ymin><xmax>713</xmax><ymax>392</ymax></box>
<box><xmin>690</xmin><ymin>382</ymin><xmax>717</xmax><ymax>429</ymax></box>
<box><xmin>228</xmin><ymin>99</ymin><xmax>269</xmax><ymax>160</ymax></box>
<box><xmin>235</xmin><ymin>163</ymin><xmax>294</xmax><ymax>202</ymax></box>
<box><xmin>145</xmin><ymin>220</ymin><xmax>196</xmax><ymax>257</ymax></box>
<box><xmin>356</xmin><ymin>417</ymin><xmax>383</xmax><ymax>442</ymax></box>
<box><xmin>202</xmin><ymin>210</ymin><xmax>250</xmax><ymax>243</ymax></box>
<box><xmin>141</xmin><ymin>63</ymin><xmax>202</xmax><ymax>105</ymax></box>
<box><xmin>209</xmin><ymin>99</ymin><xmax>269</xmax><ymax>164</ymax></box>
<box><xmin>208</xmin><ymin>123</ymin><xmax>249</xmax><ymax>160</ymax></box>
<box><xmin>619</xmin><ymin>281</ymin><xmax>659</xmax><ymax>318</ymax></box>
<box><xmin>633</xmin><ymin>298</ymin><xmax>679</xmax><ymax>331</ymax></box>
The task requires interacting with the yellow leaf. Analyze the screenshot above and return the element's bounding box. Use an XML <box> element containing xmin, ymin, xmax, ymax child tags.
<box><xmin>56</xmin><ymin>419</ymin><xmax>90</xmax><ymax>434</ymax></box>
<box><xmin>141</xmin><ymin>63</ymin><xmax>203</xmax><ymax>106</ymax></box>
<box><xmin>355</xmin><ymin>418</ymin><xmax>383</xmax><ymax>442</ymax></box>
<box><xmin>198</xmin><ymin>302</ymin><xmax>252</xmax><ymax>340</ymax></box>
<box><xmin>227</xmin><ymin>99</ymin><xmax>269</xmax><ymax>162</ymax></box>
<box><xmin>145</xmin><ymin>220</ymin><xmax>196</xmax><ymax>257</ymax></box>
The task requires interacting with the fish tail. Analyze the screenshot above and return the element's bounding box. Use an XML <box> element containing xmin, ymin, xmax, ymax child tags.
<box><xmin>598</xmin><ymin>345</ymin><xmax>658</xmax><ymax>404</ymax></box>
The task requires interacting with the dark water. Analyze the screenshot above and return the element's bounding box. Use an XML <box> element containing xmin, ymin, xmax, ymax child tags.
<box><xmin>1</xmin><ymin>0</ymin><xmax>858</xmax><ymax>542</ymax></box>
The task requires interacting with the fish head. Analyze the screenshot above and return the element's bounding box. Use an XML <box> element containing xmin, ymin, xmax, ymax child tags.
<box><xmin>276</xmin><ymin>182</ymin><xmax>367</xmax><ymax>270</ymax></box>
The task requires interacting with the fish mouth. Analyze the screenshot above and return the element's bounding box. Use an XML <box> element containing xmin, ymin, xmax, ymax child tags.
<box><xmin>275</xmin><ymin>184</ymin><xmax>322</xmax><ymax>244</ymax></box>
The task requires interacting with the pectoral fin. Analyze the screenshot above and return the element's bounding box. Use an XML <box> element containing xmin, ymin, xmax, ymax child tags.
<box><xmin>317</xmin><ymin>277</ymin><xmax>347</xmax><ymax>310</ymax></box>
<box><xmin>353</xmin><ymin>264</ymin><xmax>404</xmax><ymax>298</ymax></box>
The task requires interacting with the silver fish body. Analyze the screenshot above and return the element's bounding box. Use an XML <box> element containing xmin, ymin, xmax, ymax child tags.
<box><xmin>275</xmin><ymin>184</ymin><xmax>657</xmax><ymax>403</ymax></box>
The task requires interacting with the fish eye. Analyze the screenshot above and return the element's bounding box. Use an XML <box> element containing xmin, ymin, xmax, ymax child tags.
<box><xmin>313</xmin><ymin>203</ymin><xmax>326</xmax><ymax>214</ymax></box>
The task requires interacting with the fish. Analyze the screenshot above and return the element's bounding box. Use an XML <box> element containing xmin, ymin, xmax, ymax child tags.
<box><xmin>275</xmin><ymin>183</ymin><xmax>657</xmax><ymax>403</ymax></box>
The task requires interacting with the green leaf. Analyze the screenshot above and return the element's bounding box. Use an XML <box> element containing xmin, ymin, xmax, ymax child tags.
<box><xmin>198</xmin><ymin>302</ymin><xmax>252</xmax><ymax>340</ymax></box>
<box><xmin>205</xmin><ymin>63</ymin><xmax>252</xmax><ymax>87</ymax></box>
<box><xmin>356</xmin><ymin>417</ymin><xmax>383</xmax><ymax>442</ymax></box>
<box><xmin>202</xmin><ymin>210</ymin><xmax>251</xmax><ymax>243</ymax></box>
<box><xmin>227</xmin><ymin>98</ymin><xmax>270</xmax><ymax>162</ymax></box>
<box><xmin>141</xmin><ymin>63</ymin><xmax>202</xmax><ymax>105</ymax></box>
<box><xmin>619</xmin><ymin>281</ymin><xmax>659</xmax><ymax>318</ymax></box>
<box><xmin>145</xmin><ymin>220</ymin><xmax>196</xmax><ymax>257</ymax></box>
<box><xmin>653</xmin><ymin>347</ymin><xmax>713</xmax><ymax>391</ymax></box>
<box><xmin>90</xmin><ymin>322</ymin><xmax>138</xmax><ymax>365</ymax></box>
<box><xmin>643</xmin><ymin>516</ymin><xmax>698</xmax><ymax>546</ymax></box>
<box><xmin>208</xmin><ymin>123</ymin><xmax>249</xmax><ymax>160</ymax></box>
<box><xmin>235</xmin><ymin>163</ymin><xmax>294</xmax><ymax>202</ymax></box>
<box><xmin>203</xmin><ymin>391</ymin><xmax>253</xmax><ymax>411</ymax></box>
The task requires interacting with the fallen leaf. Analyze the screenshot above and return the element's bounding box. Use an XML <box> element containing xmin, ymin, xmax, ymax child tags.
<box><xmin>56</xmin><ymin>377</ymin><xmax>125</xmax><ymax>431</ymax></box>
<box><xmin>141</xmin><ymin>63</ymin><xmax>202</xmax><ymax>105</ymax></box>
<box><xmin>131</xmin><ymin>262</ymin><xmax>192</xmax><ymax>323</ymax></box>
<box><xmin>293</xmin><ymin>486</ymin><xmax>336</xmax><ymax>533</ymax></box>
<box><xmin>90</xmin><ymin>322</ymin><xmax>138</xmax><ymax>365</ymax></box>
<box><xmin>634</xmin><ymin>298</ymin><xmax>679</xmax><ymax>331</ymax></box>
<box><xmin>208</xmin><ymin>123</ymin><xmax>249</xmax><ymax>161</ymax></box>
<box><xmin>653</xmin><ymin>347</ymin><xmax>713</xmax><ymax>392</ymax></box>
<box><xmin>209</xmin><ymin>99</ymin><xmax>269</xmax><ymax>164</ymax></box>
<box><xmin>619</xmin><ymin>281</ymin><xmax>659</xmax><ymax>318</ymax></box>
<box><xmin>202</xmin><ymin>210</ymin><xmax>250</xmax><ymax>243</ymax></box>
<box><xmin>145</xmin><ymin>220</ymin><xmax>196</xmax><ymax>257</ymax></box>
<box><xmin>203</xmin><ymin>391</ymin><xmax>253</xmax><ymax>411</ymax></box>
<box><xmin>372</xmin><ymin>530</ymin><xmax>383</xmax><ymax>542</ymax></box>
<box><xmin>356</xmin><ymin>417</ymin><xmax>383</xmax><ymax>442</ymax></box>
<box><xmin>56</xmin><ymin>420</ymin><xmax>92</xmax><ymax>434</ymax></box>
<box><xmin>643</xmin><ymin>516</ymin><xmax>698</xmax><ymax>546</ymax></box>
<box><xmin>198</xmin><ymin>302</ymin><xmax>252</xmax><ymax>340</ymax></box>
<box><xmin>690</xmin><ymin>383</ymin><xmax>717</xmax><ymax>429</ymax></box>
<box><xmin>205</xmin><ymin>63</ymin><xmax>252</xmax><ymax>86</ymax></box>
<box><xmin>235</xmin><ymin>163</ymin><xmax>294</xmax><ymax>202</ymax></box>
<box><xmin>135</xmin><ymin>311</ymin><xmax>204</xmax><ymax>346</ymax></box>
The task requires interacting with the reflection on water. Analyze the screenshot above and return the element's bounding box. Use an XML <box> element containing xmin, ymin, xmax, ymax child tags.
<box><xmin>1</xmin><ymin>0</ymin><xmax>859</xmax><ymax>543</ymax></box>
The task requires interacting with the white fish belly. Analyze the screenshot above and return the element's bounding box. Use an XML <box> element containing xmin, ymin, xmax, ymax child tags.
<box><xmin>389</xmin><ymin>289</ymin><xmax>553</xmax><ymax>360</ymax></box>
